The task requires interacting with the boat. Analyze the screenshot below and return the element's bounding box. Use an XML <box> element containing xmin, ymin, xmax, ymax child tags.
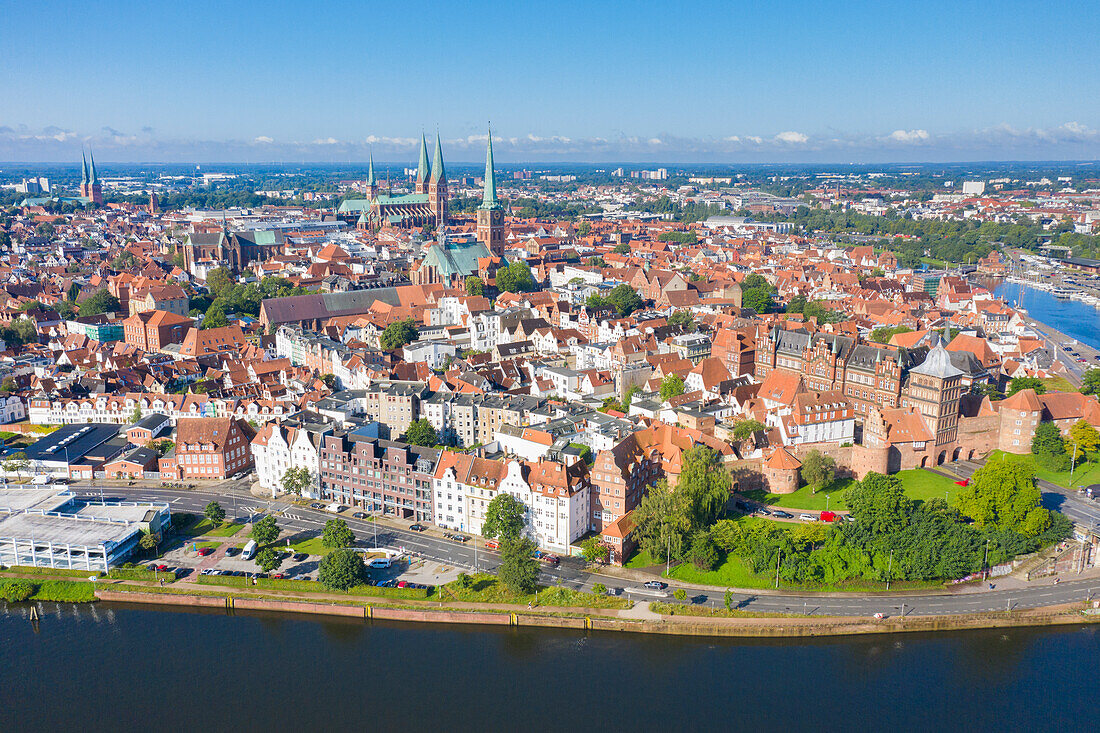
<box><xmin>1052</xmin><ymin>287</ymin><xmax>1074</xmax><ymax>299</ymax></box>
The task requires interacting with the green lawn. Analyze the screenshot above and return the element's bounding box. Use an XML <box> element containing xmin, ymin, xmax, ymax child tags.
<box><xmin>437</xmin><ymin>573</ymin><xmax>631</xmax><ymax>609</ymax></box>
<box><xmin>666</xmin><ymin>555</ymin><xmax>941</xmax><ymax>593</ymax></box>
<box><xmin>282</xmin><ymin>537</ymin><xmax>337</xmax><ymax>556</ymax></box>
<box><xmin>624</xmin><ymin>549</ymin><xmax>659</xmax><ymax>569</ymax></box>
<box><xmin>206</xmin><ymin>522</ymin><xmax>245</xmax><ymax>537</ymax></box>
<box><xmin>740</xmin><ymin>469</ymin><xmax>961</xmax><ymax>510</ymax></box>
<box><xmin>742</xmin><ymin>477</ymin><xmax>855</xmax><ymax>511</ymax></box>
<box><xmin>986</xmin><ymin>450</ymin><xmax>1100</xmax><ymax>489</ymax></box>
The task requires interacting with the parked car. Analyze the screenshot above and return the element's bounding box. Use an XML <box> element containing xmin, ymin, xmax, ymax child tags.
<box><xmin>309</xmin><ymin>502</ymin><xmax>324</xmax><ymax>510</ymax></box>
<box><xmin>643</xmin><ymin>581</ymin><xmax>667</xmax><ymax>590</ymax></box>
<box><xmin>224</xmin><ymin>547</ymin><xmax>239</xmax><ymax>557</ymax></box>
<box><xmin>352</xmin><ymin>511</ymin><xmax>367</xmax><ymax>519</ymax></box>
<box><xmin>451</xmin><ymin>534</ymin><xmax>470</xmax><ymax>543</ymax></box>
<box><xmin>409</xmin><ymin>523</ymin><xmax>427</xmax><ymax>532</ymax></box>
<box><xmin>197</xmin><ymin>547</ymin><xmax>214</xmax><ymax>557</ymax></box>
<box><xmin>757</xmin><ymin>508</ymin><xmax>772</xmax><ymax>516</ymax></box>
<box><xmin>293</xmin><ymin>553</ymin><xmax>308</xmax><ymax>562</ymax></box>
<box><xmin>799</xmin><ymin>513</ymin><xmax>816</xmax><ymax>522</ymax></box>
<box><xmin>396</xmin><ymin>580</ymin><xmax>408</xmax><ymax>588</ymax></box>
<box><xmin>772</xmin><ymin>510</ymin><xmax>793</xmax><ymax>519</ymax></box>
<box><xmin>484</xmin><ymin>539</ymin><xmax>500</xmax><ymax>550</ymax></box>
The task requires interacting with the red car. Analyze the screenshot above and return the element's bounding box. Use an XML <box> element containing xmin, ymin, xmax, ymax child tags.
<box><xmin>820</xmin><ymin>511</ymin><xmax>837</xmax><ymax>523</ymax></box>
<box><xmin>197</xmin><ymin>547</ymin><xmax>214</xmax><ymax>557</ymax></box>
<box><xmin>396</xmin><ymin>580</ymin><xmax>408</xmax><ymax>588</ymax></box>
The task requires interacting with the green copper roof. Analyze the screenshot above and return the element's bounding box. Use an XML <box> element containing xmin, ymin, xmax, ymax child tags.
<box><xmin>367</xmin><ymin>151</ymin><xmax>376</xmax><ymax>187</ymax></box>
<box><xmin>480</xmin><ymin>126</ymin><xmax>500</xmax><ymax>209</ymax></box>
<box><xmin>430</xmin><ymin>132</ymin><xmax>445</xmax><ymax>183</ymax></box>
<box><xmin>81</xmin><ymin>151</ymin><xmax>88</xmax><ymax>185</ymax></box>
<box><xmin>416</xmin><ymin>133</ymin><xmax>430</xmax><ymax>183</ymax></box>
<box><xmin>88</xmin><ymin>150</ymin><xmax>98</xmax><ymax>185</ymax></box>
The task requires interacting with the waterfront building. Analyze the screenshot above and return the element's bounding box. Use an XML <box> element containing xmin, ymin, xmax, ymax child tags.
<box><xmin>318</xmin><ymin>434</ymin><xmax>438</xmax><ymax>521</ymax></box>
<box><xmin>159</xmin><ymin>417</ymin><xmax>256</xmax><ymax>480</ymax></box>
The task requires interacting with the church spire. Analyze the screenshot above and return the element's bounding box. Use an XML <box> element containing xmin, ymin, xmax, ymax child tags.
<box><xmin>430</xmin><ymin>131</ymin><xmax>445</xmax><ymax>183</ymax></box>
<box><xmin>88</xmin><ymin>149</ymin><xmax>98</xmax><ymax>185</ymax></box>
<box><xmin>481</xmin><ymin>125</ymin><xmax>498</xmax><ymax>208</ymax></box>
<box><xmin>416</xmin><ymin>132</ymin><xmax>430</xmax><ymax>184</ymax></box>
<box><xmin>367</xmin><ymin>149</ymin><xmax>376</xmax><ymax>187</ymax></box>
<box><xmin>81</xmin><ymin>150</ymin><xmax>89</xmax><ymax>185</ymax></box>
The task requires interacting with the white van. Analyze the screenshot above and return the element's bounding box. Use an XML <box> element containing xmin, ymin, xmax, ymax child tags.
<box><xmin>368</xmin><ymin>558</ymin><xmax>392</xmax><ymax>569</ymax></box>
<box><xmin>241</xmin><ymin>540</ymin><xmax>258</xmax><ymax>561</ymax></box>
<box><xmin>326</xmin><ymin>503</ymin><xmax>344</xmax><ymax>514</ymax></box>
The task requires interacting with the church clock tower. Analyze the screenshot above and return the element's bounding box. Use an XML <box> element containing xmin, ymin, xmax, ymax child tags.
<box><xmin>476</xmin><ymin>126</ymin><xmax>505</xmax><ymax>257</ymax></box>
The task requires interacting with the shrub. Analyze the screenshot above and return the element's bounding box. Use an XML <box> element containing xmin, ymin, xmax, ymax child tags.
<box><xmin>673</xmin><ymin>588</ymin><xmax>687</xmax><ymax>601</ymax></box>
<box><xmin>31</xmin><ymin>580</ymin><xmax>96</xmax><ymax>602</ymax></box>
<box><xmin>0</xmin><ymin>579</ymin><xmax>35</xmax><ymax>602</ymax></box>
<box><xmin>592</xmin><ymin>582</ymin><xmax>607</xmax><ymax>595</ymax></box>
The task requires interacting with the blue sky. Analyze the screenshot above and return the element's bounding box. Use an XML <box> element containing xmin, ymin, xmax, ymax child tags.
<box><xmin>2</xmin><ymin>0</ymin><xmax>1099</xmax><ymax>163</ymax></box>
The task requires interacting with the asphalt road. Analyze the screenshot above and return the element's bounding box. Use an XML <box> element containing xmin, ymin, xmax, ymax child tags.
<box><xmin>67</xmin><ymin>481</ymin><xmax>1100</xmax><ymax>619</ymax></box>
<box><xmin>954</xmin><ymin>459</ymin><xmax>1100</xmax><ymax>529</ymax></box>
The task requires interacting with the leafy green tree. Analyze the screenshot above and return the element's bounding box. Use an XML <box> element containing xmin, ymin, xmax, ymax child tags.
<box><xmin>1081</xmin><ymin>369</ymin><xmax>1100</xmax><ymax>396</ymax></box>
<box><xmin>742</xmin><ymin>273</ymin><xmax>770</xmax><ymax>290</ymax></box>
<box><xmin>0</xmin><ymin>377</ymin><xmax>15</xmax><ymax>392</ymax></box>
<box><xmin>322</xmin><ymin>518</ymin><xmax>355</xmax><ymax>549</ymax></box>
<box><xmin>1031</xmin><ymin>422</ymin><xmax>1065</xmax><ymax>458</ymax></box>
<box><xmin>608</xmin><ymin>284</ymin><xmax>643</xmax><ymax>316</ymax></box>
<box><xmin>689</xmin><ymin>530</ymin><xmax>720</xmax><ymax>570</ymax></box>
<box><xmin>498</xmin><ymin>536</ymin><xmax>540</xmax><ymax>594</ymax></box>
<box><xmin>319</xmin><ymin>374</ymin><xmax>338</xmax><ymax>389</ymax></box>
<box><xmin>870</xmin><ymin>325</ymin><xmax>913</xmax><ymax>344</ymax></box>
<box><xmin>255</xmin><ymin>548</ymin><xmax>283</xmax><ymax>573</ymax></box>
<box><xmin>955</xmin><ymin>460</ymin><xmax>1050</xmax><ymax>537</ymax></box>
<box><xmin>2</xmin><ymin>451</ymin><xmax>29</xmax><ymax>476</ymax></box>
<box><xmin>677</xmin><ymin>446</ymin><xmax>732</xmax><ymax>529</ymax></box>
<box><xmin>1007</xmin><ymin>376</ymin><xmax>1045</xmax><ymax>397</ymax></box>
<box><xmin>204</xmin><ymin>501</ymin><xmax>226</xmax><ymax>525</ymax></box>
<box><xmin>659</xmin><ymin>374</ymin><xmax>685</xmax><ymax>401</ymax></box>
<box><xmin>732</xmin><ymin>418</ymin><xmax>765</xmax><ymax>440</ymax></box>
<box><xmin>495</xmin><ymin>261</ymin><xmax>537</xmax><ymax>293</ymax></box>
<box><xmin>205</xmin><ymin>267</ymin><xmax>234</xmax><ymax>300</ymax></box>
<box><xmin>724</xmin><ymin>589</ymin><xmax>733</xmax><ymax>610</ymax></box>
<box><xmin>845</xmin><ymin>472</ymin><xmax>912</xmax><ymax>535</ymax></box>
<box><xmin>403</xmin><ymin>418</ymin><xmax>438</xmax><ymax>446</ymax></box>
<box><xmin>129</xmin><ymin>404</ymin><xmax>143</xmax><ymax>424</ymax></box>
<box><xmin>139</xmin><ymin>530</ymin><xmax>161</xmax><ymax>552</ymax></box>
<box><xmin>741</xmin><ymin>287</ymin><xmax>774</xmax><ymax>313</ymax></box>
<box><xmin>577</xmin><ymin>222</ymin><xmax>591</xmax><ymax>237</ymax></box>
<box><xmin>667</xmin><ymin>309</ymin><xmax>695</xmax><ymax>331</ymax></box>
<box><xmin>78</xmin><ymin>289</ymin><xmax>120</xmax><ymax>316</ymax></box>
<box><xmin>318</xmin><ymin>548</ymin><xmax>367</xmax><ymax>591</ymax></box>
<box><xmin>379</xmin><ymin>318</ymin><xmax>418</xmax><ymax>349</ymax></box>
<box><xmin>280</xmin><ymin>466</ymin><xmax>313</xmax><ymax>495</ymax></box>
<box><xmin>250</xmin><ymin>515</ymin><xmax>280</xmax><ymax>545</ymax></box>
<box><xmin>673</xmin><ymin>588</ymin><xmax>687</xmax><ymax>601</ymax></box>
<box><xmin>592</xmin><ymin>582</ymin><xmax>607</xmax><ymax>595</ymax></box>
<box><xmin>465</xmin><ymin>276</ymin><xmax>484</xmax><ymax>297</ymax></box>
<box><xmin>612</xmin><ymin>242</ymin><xmax>630</xmax><ymax>254</ymax></box>
<box><xmin>580</xmin><ymin>536</ymin><xmax>607</xmax><ymax>563</ymax></box>
<box><xmin>800</xmin><ymin>449</ymin><xmax>837</xmax><ymax>493</ymax></box>
<box><xmin>455</xmin><ymin>572</ymin><xmax>472</xmax><ymax>589</ymax></box>
<box><xmin>482</xmin><ymin>494</ymin><xmax>526</xmax><ymax>541</ymax></box>
<box><xmin>201</xmin><ymin>299</ymin><xmax>229</xmax><ymax>329</ymax></box>
<box><xmin>1068</xmin><ymin>419</ymin><xmax>1100</xmax><ymax>457</ymax></box>
<box><xmin>631</xmin><ymin>478</ymin><xmax>690</xmax><ymax>562</ymax></box>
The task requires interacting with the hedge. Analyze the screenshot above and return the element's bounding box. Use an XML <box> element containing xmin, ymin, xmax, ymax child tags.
<box><xmin>194</xmin><ymin>574</ymin><xmax>430</xmax><ymax>600</ymax></box>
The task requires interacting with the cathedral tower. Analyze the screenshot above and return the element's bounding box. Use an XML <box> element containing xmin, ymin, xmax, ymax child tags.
<box><xmin>414</xmin><ymin>133</ymin><xmax>430</xmax><ymax>195</ymax></box>
<box><xmin>476</xmin><ymin>126</ymin><xmax>504</xmax><ymax>257</ymax></box>
<box><xmin>428</xmin><ymin>132</ymin><xmax>448</xmax><ymax>227</ymax></box>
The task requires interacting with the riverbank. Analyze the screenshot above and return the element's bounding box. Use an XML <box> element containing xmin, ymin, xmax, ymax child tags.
<box><xmin>87</xmin><ymin>585</ymin><xmax>1100</xmax><ymax>639</ymax></box>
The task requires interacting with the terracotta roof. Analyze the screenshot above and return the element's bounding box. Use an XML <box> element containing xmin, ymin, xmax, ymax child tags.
<box><xmin>764</xmin><ymin>447</ymin><xmax>801</xmax><ymax>470</ymax></box>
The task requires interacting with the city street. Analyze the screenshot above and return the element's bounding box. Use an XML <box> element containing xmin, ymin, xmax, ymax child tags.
<box><xmin>69</xmin><ymin>479</ymin><xmax>1100</xmax><ymax>619</ymax></box>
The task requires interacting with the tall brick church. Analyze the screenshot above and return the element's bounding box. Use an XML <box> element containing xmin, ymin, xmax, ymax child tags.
<box><xmin>340</xmin><ymin>133</ymin><xmax>449</xmax><ymax>230</ymax></box>
<box><xmin>79</xmin><ymin>150</ymin><xmax>103</xmax><ymax>205</ymax></box>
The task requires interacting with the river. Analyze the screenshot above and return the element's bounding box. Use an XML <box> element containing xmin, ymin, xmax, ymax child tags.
<box><xmin>2</xmin><ymin>602</ymin><xmax>1099</xmax><ymax>732</ymax></box>
<box><xmin>993</xmin><ymin>281</ymin><xmax>1100</xmax><ymax>351</ymax></box>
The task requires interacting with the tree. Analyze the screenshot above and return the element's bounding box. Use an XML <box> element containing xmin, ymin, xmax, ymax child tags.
<box><xmin>495</xmin><ymin>261</ymin><xmax>536</xmax><ymax>293</ymax></box>
<box><xmin>129</xmin><ymin>404</ymin><xmax>143</xmax><ymax>424</ymax></box>
<box><xmin>592</xmin><ymin>582</ymin><xmax>607</xmax><ymax>595</ymax></box>
<box><xmin>0</xmin><ymin>377</ymin><xmax>15</xmax><ymax>393</ymax></box>
<box><xmin>659</xmin><ymin>374</ymin><xmax>685</xmax><ymax>401</ymax></box>
<box><xmin>607</xmin><ymin>284</ymin><xmax>643</xmax><ymax>316</ymax></box>
<box><xmin>870</xmin><ymin>325</ymin><xmax>913</xmax><ymax>344</ymax></box>
<box><xmin>205</xmin><ymin>267</ymin><xmax>234</xmax><ymax>300</ymax></box>
<box><xmin>322</xmin><ymin>518</ymin><xmax>355</xmax><ymax>549</ymax></box>
<box><xmin>456</xmin><ymin>572</ymin><xmax>472</xmax><ymax>589</ymax></box>
<box><xmin>2</xmin><ymin>451</ymin><xmax>29</xmax><ymax>476</ymax></box>
<box><xmin>955</xmin><ymin>459</ymin><xmax>1050</xmax><ymax>537</ymax></box>
<box><xmin>280</xmin><ymin>466</ymin><xmax>313</xmax><ymax>496</ymax></box>
<box><xmin>403</xmin><ymin>418</ymin><xmax>438</xmax><ymax>447</ymax></box>
<box><xmin>35</xmin><ymin>221</ymin><xmax>55</xmax><ymax>237</ymax></box>
<box><xmin>741</xmin><ymin>287</ymin><xmax>774</xmax><ymax>313</ymax></box>
<box><xmin>677</xmin><ymin>446</ymin><xmax>732</xmax><ymax>529</ymax></box>
<box><xmin>498</xmin><ymin>536</ymin><xmax>539</xmax><ymax>594</ymax></box>
<box><xmin>255</xmin><ymin>548</ymin><xmax>283</xmax><ymax>573</ymax></box>
<box><xmin>732</xmin><ymin>418</ymin><xmax>765</xmax><ymax>441</ymax></box>
<box><xmin>845</xmin><ymin>472</ymin><xmax>912</xmax><ymax>535</ymax></box>
<box><xmin>379</xmin><ymin>318</ymin><xmax>418</xmax><ymax>349</ymax></box>
<box><xmin>577</xmin><ymin>222</ymin><xmax>591</xmax><ymax>237</ymax></box>
<box><xmin>465</xmin><ymin>275</ymin><xmax>484</xmax><ymax>297</ymax></box>
<box><xmin>689</xmin><ymin>531</ymin><xmax>720</xmax><ymax>570</ymax></box>
<box><xmin>673</xmin><ymin>588</ymin><xmax>687</xmax><ymax>601</ymax></box>
<box><xmin>318</xmin><ymin>548</ymin><xmax>366</xmax><ymax>591</ymax></box>
<box><xmin>78</xmin><ymin>289</ymin><xmax>120</xmax><ymax>316</ymax></box>
<box><xmin>612</xmin><ymin>243</ymin><xmax>630</xmax><ymax>254</ymax></box>
<box><xmin>149</xmin><ymin>439</ymin><xmax>175</xmax><ymax>456</ymax></box>
<box><xmin>250</xmin><ymin>515</ymin><xmax>280</xmax><ymax>545</ymax></box>
<box><xmin>1081</xmin><ymin>369</ymin><xmax>1100</xmax><ymax>396</ymax></box>
<box><xmin>204</xmin><ymin>501</ymin><xmax>226</xmax><ymax>525</ymax></box>
<box><xmin>482</xmin><ymin>494</ymin><xmax>526</xmax><ymax>541</ymax></box>
<box><xmin>667</xmin><ymin>309</ymin><xmax>695</xmax><ymax>331</ymax></box>
<box><xmin>1031</xmin><ymin>422</ymin><xmax>1065</xmax><ymax>458</ymax></box>
<box><xmin>201</xmin><ymin>299</ymin><xmax>229</xmax><ymax>329</ymax></box>
<box><xmin>631</xmin><ymin>478</ymin><xmax>690</xmax><ymax>562</ymax></box>
<box><xmin>1006</xmin><ymin>376</ymin><xmax>1045</xmax><ymax>397</ymax></box>
<box><xmin>800</xmin><ymin>449</ymin><xmax>837</xmax><ymax>493</ymax></box>
<box><xmin>319</xmin><ymin>373</ymin><xmax>337</xmax><ymax>389</ymax></box>
<box><xmin>742</xmin><ymin>273</ymin><xmax>770</xmax><ymax>290</ymax></box>
<box><xmin>724</xmin><ymin>589</ymin><xmax>734</xmax><ymax>611</ymax></box>
<box><xmin>139</xmin><ymin>530</ymin><xmax>161</xmax><ymax>552</ymax></box>
<box><xmin>580</xmin><ymin>536</ymin><xmax>608</xmax><ymax>563</ymax></box>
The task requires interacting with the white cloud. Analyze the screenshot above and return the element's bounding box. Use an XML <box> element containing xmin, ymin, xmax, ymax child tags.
<box><xmin>887</xmin><ymin>129</ymin><xmax>930</xmax><ymax>143</ymax></box>
<box><xmin>253</xmin><ymin>135</ymin><xmax>274</xmax><ymax>144</ymax></box>
<box><xmin>774</xmin><ymin>131</ymin><xmax>809</xmax><ymax>144</ymax></box>
<box><xmin>312</xmin><ymin>137</ymin><xmax>339</xmax><ymax>145</ymax></box>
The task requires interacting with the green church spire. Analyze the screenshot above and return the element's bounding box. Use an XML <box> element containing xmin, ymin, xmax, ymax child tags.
<box><xmin>81</xmin><ymin>150</ymin><xmax>89</xmax><ymax>185</ymax></box>
<box><xmin>88</xmin><ymin>150</ymin><xmax>98</xmax><ymax>185</ymax></box>
<box><xmin>430</xmin><ymin>131</ymin><xmax>445</xmax><ymax>183</ymax></box>
<box><xmin>367</xmin><ymin>149</ymin><xmax>376</xmax><ymax>187</ymax></box>
<box><xmin>480</xmin><ymin>125</ymin><xmax>498</xmax><ymax>208</ymax></box>
<box><xmin>416</xmin><ymin>133</ymin><xmax>430</xmax><ymax>183</ymax></box>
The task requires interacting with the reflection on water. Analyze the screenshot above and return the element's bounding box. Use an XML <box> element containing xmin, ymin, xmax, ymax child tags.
<box><xmin>1</xmin><ymin>603</ymin><xmax>1099</xmax><ymax>732</ymax></box>
<box><xmin>994</xmin><ymin>282</ymin><xmax>1100</xmax><ymax>351</ymax></box>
